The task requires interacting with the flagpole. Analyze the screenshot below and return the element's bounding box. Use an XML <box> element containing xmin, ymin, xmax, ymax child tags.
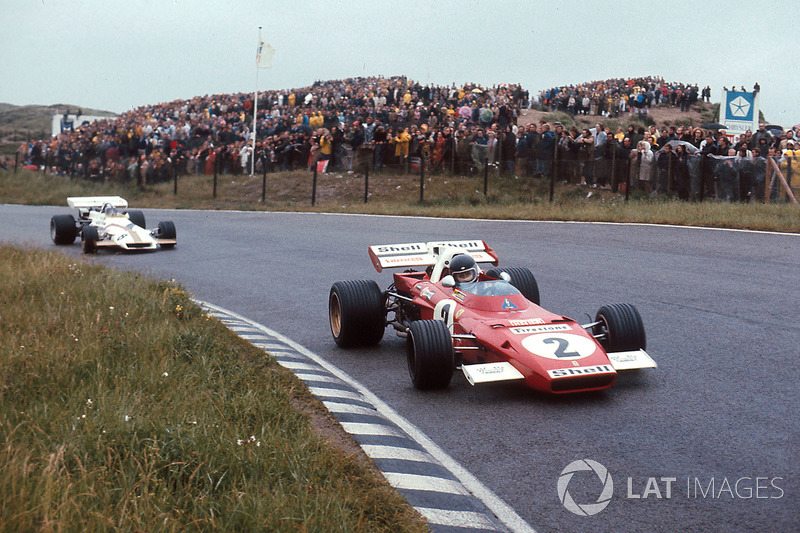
<box><xmin>251</xmin><ymin>27</ymin><xmax>261</xmax><ymax>176</ymax></box>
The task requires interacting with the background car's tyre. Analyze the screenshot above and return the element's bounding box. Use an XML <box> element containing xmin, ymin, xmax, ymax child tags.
<box><xmin>157</xmin><ymin>221</ymin><xmax>176</xmax><ymax>247</ymax></box>
<box><xmin>50</xmin><ymin>214</ymin><xmax>77</xmax><ymax>244</ymax></box>
<box><xmin>81</xmin><ymin>226</ymin><xmax>99</xmax><ymax>254</ymax></box>
<box><xmin>329</xmin><ymin>280</ymin><xmax>385</xmax><ymax>347</ymax></box>
<box><xmin>593</xmin><ymin>303</ymin><xmax>646</xmax><ymax>352</ymax></box>
<box><xmin>407</xmin><ymin>320</ymin><xmax>455</xmax><ymax>390</ymax></box>
<box><xmin>127</xmin><ymin>210</ymin><xmax>146</xmax><ymax>228</ymax></box>
<box><xmin>486</xmin><ymin>266</ymin><xmax>540</xmax><ymax>305</ymax></box>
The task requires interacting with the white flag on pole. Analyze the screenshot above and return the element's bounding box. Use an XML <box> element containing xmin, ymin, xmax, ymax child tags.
<box><xmin>256</xmin><ymin>39</ymin><xmax>275</xmax><ymax>69</ymax></box>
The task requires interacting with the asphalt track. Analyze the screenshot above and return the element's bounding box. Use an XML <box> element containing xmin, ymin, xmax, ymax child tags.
<box><xmin>3</xmin><ymin>204</ymin><xmax>798</xmax><ymax>532</ymax></box>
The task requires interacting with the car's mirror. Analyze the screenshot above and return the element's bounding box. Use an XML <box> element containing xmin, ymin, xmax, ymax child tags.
<box><xmin>499</xmin><ymin>272</ymin><xmax>511</xmax><ymax>282</ymax></box>
<box><xmin>441</xmin><ymin>275</ymin><xmax>456</xmax><ymax>287</ymax></box>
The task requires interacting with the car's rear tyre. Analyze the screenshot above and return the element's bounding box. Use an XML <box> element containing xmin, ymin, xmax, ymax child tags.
<box><xmin>486</xmin><ymin>266</ymin><xmax>540</xmax><ymax>305</ymax></box>
<box><xmin>158</xmin><ymin>221</ymin><xmax>176</xmax><ymax>247</ymax></box>
<box><xmin>593</xmin><ymin>303</ymin><xmax>646</xmax><ymax>352</ymax></box>
<box><xmin>50</xmin><ymin>214</ymin><xmax>78</xmax><ymax>244</ymax></box>
<box><xmin>81</xmin><ymin>226</ymin><xmax>99</xmax><ymax>254</ymax></box>
<box><xmin>128</xmin><ymin>210</ymin><xmax>146</xmax><ymax>228</ymax></box>
<box><xmin>329</xmin><ymin>280</ymin><xmax>385</xmax><ymax>347</ymax></box>
<box><xmin>407</xmin><ymin>320</ymin><xmax>455</xmax><ymax>390</ymax></box>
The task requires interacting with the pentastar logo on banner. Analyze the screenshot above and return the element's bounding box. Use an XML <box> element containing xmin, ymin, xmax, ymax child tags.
<box><xmin>721</xmin><ymin>90</ymin><xmax>759</xmax><ymax>134</ymax></box>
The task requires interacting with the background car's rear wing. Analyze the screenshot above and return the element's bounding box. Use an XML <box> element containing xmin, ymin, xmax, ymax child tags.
<box><xmin>368</xmin><ymin>240</ymin><xmax>499</xmax><ymax>273</ymax></box>
<box><xmin>67</xmin><ymin>196</ymin><xmax>128</xmax><ymax>210</ymax></box>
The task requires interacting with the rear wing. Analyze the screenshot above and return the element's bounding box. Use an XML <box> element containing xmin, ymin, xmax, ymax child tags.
<box><xmin>368</xmin><ymin>240</ymin><xmax>499</xmax><ymax>273</ymax></box>
<box><xmin>67</xmin><ymin>196</ymin><xmax>128</xmax><ymax>210</ymax></box>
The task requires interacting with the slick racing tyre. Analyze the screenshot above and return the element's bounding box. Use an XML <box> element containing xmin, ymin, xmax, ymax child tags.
<box><xmin>407</xmin><ymin>320</ymin><xmax>455</xmax><ymax>390</ymax></box>
<box><xmin>157</xmin><ymin>221</ymin><xmax>176</xmax><ymax>247</ymax></box>
<box><xmin>593</xmin><ymin>303</ymin><xmax>646</xmax><ymax>352</ymax></box>
<box><xmin>50</xmin><ymin>214</ymin><xmax>78</xmax><ymax>244</ymax></box>
<box><xmin>81</xmin><ymin>226</ymin><xmax>99</xmax><ymax>254</ymax></box>
<box><xmin>127</xmin><ymin>210</ymin><xmax>146</xmax><ymax>229</ymax></box>
<box><xmin>486</xmin><ymin>266</ymin><xmax>540</xmax><ymax>305</ymax></box>
<box><xmin>329</xmin><ymin>280</ymin><xmax>385</xmax><ymax>348</ymax></box>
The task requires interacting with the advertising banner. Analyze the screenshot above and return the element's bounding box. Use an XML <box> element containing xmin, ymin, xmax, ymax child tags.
<box><xmin>721</xmin><ymin>90</ymin><xmax>759</xmax><ymax>134</ymax></box>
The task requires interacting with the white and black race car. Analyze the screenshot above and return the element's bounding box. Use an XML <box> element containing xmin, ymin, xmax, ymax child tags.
<box><xmin>50</xmin><ymin>196</ymin><xmax>176</xmax><ymax>254</ymax></box>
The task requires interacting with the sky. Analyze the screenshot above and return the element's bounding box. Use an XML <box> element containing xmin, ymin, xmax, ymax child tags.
<box><xmin>2</xmin><ymin>1</ymin><xmax>799</xmax><ymax>128</ymax></box>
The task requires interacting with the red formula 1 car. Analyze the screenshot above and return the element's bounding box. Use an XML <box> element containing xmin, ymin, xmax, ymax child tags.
<box><xmin>328</xmin><ymin>240</ymin><xmax>656</xmax><ymax>393</ymax></box>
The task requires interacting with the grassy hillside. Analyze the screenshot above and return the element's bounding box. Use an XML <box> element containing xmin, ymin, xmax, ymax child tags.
<box><xmin>0</xmin><ymin>103</ymin><xmax>115</xmax><ymax>154</ymax></box>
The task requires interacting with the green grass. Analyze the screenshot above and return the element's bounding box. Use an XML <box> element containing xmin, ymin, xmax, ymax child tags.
<box><xmin>2</xmin><ymin>167</ymin><xmax>798</xmax><ymax>233</ymax></box>
<box><xmin>0</xmin><ymin>246</ymin><xmax>427</xmax><ymax>532</ymax></box>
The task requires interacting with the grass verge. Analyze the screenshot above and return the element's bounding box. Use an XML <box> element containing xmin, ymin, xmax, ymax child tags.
<box><xmin>2</xmin><ymin>167</ymin><xmax>798</xmax><ymax>233</ymax></box>
<box><xmin>0</xmin><ymin>246</ymin><xmax>427</xmax><ymax>532</ymax></box>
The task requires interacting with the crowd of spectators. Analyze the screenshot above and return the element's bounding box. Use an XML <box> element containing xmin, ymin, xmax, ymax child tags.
<box><xmin>15</xmin><ymin>75</ymin><xmax>530</xmax><ymax>184</ymax></box>
<box><xmin>537</xmin><ymin>119</ymin><xmax>799</xmax><ymax>201</ymax></box>
<box><xmin>11</xmin><ymin>74</ymin><xmax>799</xmax><ymax>203</ymax></box>
<box><xmin>538</xmin><ymin>76</ymin><xmax>708</xmax><ymax>117</ymax></box>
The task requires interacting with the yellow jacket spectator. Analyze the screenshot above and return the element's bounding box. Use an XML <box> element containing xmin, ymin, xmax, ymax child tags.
<box><xmin>319</xmin><ymin>131</ymin><xmax>332</xmax><ymax>157</ymax></box>
<box><xmin>394</xmin><ymin>128</ymin><xmax>411</xmax><ymax>158</ymax></box>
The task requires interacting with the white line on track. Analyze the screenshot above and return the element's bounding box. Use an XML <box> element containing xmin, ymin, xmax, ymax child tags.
<box><xmin>198</xmin><ymin>300</ymin><xmax>537</xmax><ymax>533</ymax></box>
<box><xmin>151</xmin><ymin>206</ymin><xmax>800</xmax><ymax>237</ymax></box>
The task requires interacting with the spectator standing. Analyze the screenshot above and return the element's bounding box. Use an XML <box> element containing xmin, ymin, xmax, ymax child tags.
<box><xmin>631</xmin><ymin>140</ymin><xmax>655</xmax><ymax>193</ymax></box>
<box><xmin>578</xmin><ymin>128</ymin><xmax>594</xmax><ymax>185</ymax></box>
<box><xmin>471</xmin><ymin>128</ymin><xmax>489</xmax><ymax>174</ymax></box>
<box><xmin>515</xmin><ymin>130</ymin><xmax>529</xmax><ymax>177</ymax></box>
<box><xmin>373</xmin><ymin>125</ymin><xmax>387</xmax><ymax>168</ymax></box>
<box><xmin>501</xmin><ymin>127</ymin><xmax>517</xmax><ymax>174</ymax></box>
<box><xmin>673</xmin><ymin>144</ymin><xmax>691</xmax><ymax>200</ymax></box>
<box><xmin>656</xmin><ymin>143</ymin><xmax>676</xmax><ymax>194</ymax></box>
<box><xmin>538</xmin><ymin>123</ymin><xmax>555</xmax><ymax>178</ymax></box>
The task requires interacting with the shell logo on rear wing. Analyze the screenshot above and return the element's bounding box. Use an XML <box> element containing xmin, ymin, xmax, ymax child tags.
<box><xmin>368</xmin><ymin>240</ymin><xmax>499</xmax><ymax>272</ymax></box>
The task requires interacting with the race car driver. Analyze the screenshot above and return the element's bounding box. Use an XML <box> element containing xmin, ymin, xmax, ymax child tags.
<box><xmin>449</xmin><ymin>254</ymin><xmax>480</xmax><ymax>284</ymax></box>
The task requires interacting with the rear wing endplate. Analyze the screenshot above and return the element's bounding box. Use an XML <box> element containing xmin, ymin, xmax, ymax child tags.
<box><xmin>368</xmin><ymin>240</ymin><xmax>498</xmax><ymax>273</ymax></box>
<box><xmin>67</xmin><ymin>196</ymin><xmax>128</xmax><ymax>210</ymax></box>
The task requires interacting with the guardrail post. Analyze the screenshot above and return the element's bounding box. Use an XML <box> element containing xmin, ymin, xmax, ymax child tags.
<box><xmin>611</xmin><ymin>147</ymin><xmax>617</xmax><ymax>193</ymax></box>
<box><xmin>700</xmin><ymin>153</ymin><xmax>707</xmax><ymax>203</ymax></box>
<box><xmin>484</xmin><ymin>157</ymin><xmax>488</xmax><ymax>196</ymax></box>
<box><xmin>261</xmin><ymin>153</ymin><xmax>267</xmax><ymax>202</ymax></box>
<box><xmin>312</xmin><ymin>165</ymin><xmax>317</xmax><ymax>206</ymax></box>
<box><xmin>625</xmin><ymin>156</ymin><xmax>632</xmax><ymax>202</ymax></box>
<box><xmin>213</xmin><ymin>155</ymin><xmax>218</xmax><ymax>198</ymax></box>
<box><xmin>364</xmin><ymin>162</ymin><xmax>369</xmax><ymax>203</ymax></box>
<box><xmin>419</xmin><ymin>157</ymin><xmax>425</xmax><ymax>203</ymax></box>
<box><xmin>668</xmin><ymin>153</ymin><xmax>673</xmax><ymax>194</ymax></box>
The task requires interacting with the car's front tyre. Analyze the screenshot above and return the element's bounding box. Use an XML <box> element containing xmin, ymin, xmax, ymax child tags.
<box><xmin>593</xmin><ymin>303</ymin><xmax>646</xmax><ymax>352</ymax></box>
<box><xmin>81</xmin><ymin>226</ymin><xmax>99</xmax><ymax>254</ymax></box>
<box><xmin>329</xmin><ymin>280</ymin><xmax>385</xmax><ymax>347</ymax></box>
<box><xmin>407</xmin><ymin>320</ymin><xmax>455</xmax><ymax>390</ymax></box>
<box><xmin>50</xmin><ymin>214</ymin><xmax>78</xmax><ymax>244</ymax></box>
<box><xmin>157</xmin><ymin>221</ymin><xmax>176</xmax><ymax>247</ymax></box>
